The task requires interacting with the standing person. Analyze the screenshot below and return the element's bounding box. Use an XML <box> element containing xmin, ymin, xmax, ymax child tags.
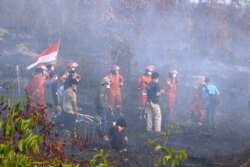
<box><xmin>107</xmin><ymin>65</ymin><xmax>124</xmax><ymax>117</ymax></box>
<box><xmin>96</xmin><ymin>77</ymin><xmax>111</xmax><ymax>132</ymax></box>
<box><xmin>60</xmin><ymin>61</ymin><xmax>81</xmax><ymax>84</ymax></box>
<box><xmin>29</xmin><ymin>65</ymin><xmax>47</xmax><ymax>108</ymax></box>
<box><xmin>58</xmin><ymin>61</ymin><xmax>81</xmax><ymax>103</ymax></box>
<box><xmin>202</xmin><ymin>78</ymin><xmax>220</xmax><ymax>129</ymax></box>
<box><xmin>45</xmin><ymin>64</ymin><xmax>61</xmax><ymax>120</ymax></box>
<box><xmin>164</xmin><ymin>69</ymin><xmax>178</xmax><ymax>124</ymax></box>
<box><xmin>145</xmin><ymin>72</ymin><xmax>164</xmax><ymax>133</ymax></box>
<box><xmin>189</xmin><ymin>76</ymin><xmax>206</xmax><ymax>125</ymax></box>
<box><xmin>137</xmin><ymin>65</ymin><xmax>155</xmax><ymax>120</ymax></box>
<box><xmin>62</xmin><ymin>79</ymin><xmax>79</xmax><ymax>132</ymax></box>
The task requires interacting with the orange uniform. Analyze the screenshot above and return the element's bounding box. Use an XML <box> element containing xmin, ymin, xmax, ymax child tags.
<box><xmin>107</xmin><ymin>74</ymin><xmax>124</xmax><ymax>108</ymax></box>
<box><xmin>164</xmin><ymin>79</ymin><xmax>177</xmax><ymax>113</ymax></box>
<box><xmin>190</xmin><ymin>76</ymin><xmax>206</xmax><ymax>121</ymax></box>
<box><xmin>30</xmin><ymin>73</ymin><xmax>46</xmax><ymax>107</ymax></box>
<box><xmin>138</xmin><ymin>75</ymin><xmax>152</xmax><ymax>110</ymax></box>
<box><xmin>190</xmin><ymin>84</ymin><xmax>205</xmax><ymax>120</ymax></box>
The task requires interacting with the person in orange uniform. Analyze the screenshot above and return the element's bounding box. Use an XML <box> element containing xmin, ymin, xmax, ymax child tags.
<box><xmin>107</xmin><ymin>65</ymin><xmax>124</xmax><ymax>117</ymax></box>
<box><xmin>189</xmin><ymin>76</ymin><xmax>206</xmax><ymax>125</ymax></box>
<box><xmin>164</xmin><ymin>69</ymin><xmax>178</xmax><ymax>124</ymax></box>
<box><xmin>137</xmin><ymin>65</ymin><xmax>155</xmax><ymax>119</ymax></box>
<box><xmin>30</xmin><ymin>65</ymin><xmax>47</xmax><ymax>108</ymax></box>
<box><xmin>60</xmin><ymin>61</ymin><xmax>81</xmax><ymax>84</ymax></box>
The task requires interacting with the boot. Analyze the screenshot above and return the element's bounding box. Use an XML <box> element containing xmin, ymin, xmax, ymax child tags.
<box><xmin>117</xmin><ymin>107</ymin><xmax>124</xmax><ymax>117</ymax></box>
<box><xmin>110</xmin><ymin>107</ymin><xmax>114</xmax><ymax>117</ymax></box>
<box><xmin>139</xmin><ymin>109</ymin><xmax>145</xmax><ymax>120</ymax></box>
<box><xmin>187</xmin><ymin>112</ymin><xmax>194</xmax><ymax>124</ymax></box>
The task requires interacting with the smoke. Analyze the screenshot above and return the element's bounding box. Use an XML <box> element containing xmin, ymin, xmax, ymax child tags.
<box><xmin>1</xmin><ymin>0</ymin><xmax>250</xmax><ymax>134</ymax></box>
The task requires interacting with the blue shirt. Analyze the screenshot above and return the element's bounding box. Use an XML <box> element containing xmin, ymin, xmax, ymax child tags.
<box><xmin>202</xmin><ymin>84</ymin><xmax>219</xmax><ymax>105</ymax></box>
<box><xmin>206</xmin><ymin>84</ymin><xmax>220</xmax><ymax>95</ymax></box>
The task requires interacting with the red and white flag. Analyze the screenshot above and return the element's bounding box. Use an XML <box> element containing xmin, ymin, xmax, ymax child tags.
<box><xmin>26</xmin><ymin>41</ymin><xmax>60</xmax><ymax>70</ymax></box>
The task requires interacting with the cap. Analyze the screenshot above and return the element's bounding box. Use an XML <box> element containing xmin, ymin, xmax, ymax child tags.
<box><xmin>146</xmin><ymin>65</ymin><xmax>155</xmax><ymax>72</ymax></box>
<box><xmin>151</xmin><ymin>72</ymin><xmax>160</xmax><ymax>79</ymax></box>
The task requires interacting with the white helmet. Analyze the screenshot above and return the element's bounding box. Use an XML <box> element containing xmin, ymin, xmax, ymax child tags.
<box><xmin>101</xmin><ymin>77</ymin><xmax>111</xmax><ymax>85</ymax></box>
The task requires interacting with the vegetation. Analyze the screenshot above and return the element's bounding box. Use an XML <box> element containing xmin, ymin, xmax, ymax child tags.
<box><xmin>0</xmin><ymin>96</ymin><xmax>79</xmax><ymax>167</ymax></box>
<box><xmin>147</xmin><ymin>125</ymin><xmax>187</xmax><ymax>167</ymax></box>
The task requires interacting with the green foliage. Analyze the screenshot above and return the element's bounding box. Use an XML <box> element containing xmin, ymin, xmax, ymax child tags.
<box><xmin>90</xmin><ymin>149</ymin><xmax>111</xmax><ymax>167</ymax></box>
<box><xmin>147</xmin><ymin>125</ymin><xmax>187</xmax><ymax>167</ymax></box>
<box><xmin>0</xmin><ymin>96</ymin><xmax>79</xmax><ymax>167</ymax></box>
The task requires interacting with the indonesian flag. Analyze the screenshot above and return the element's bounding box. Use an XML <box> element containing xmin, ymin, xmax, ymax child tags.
<box><xmin>26</xmin><ymin>41</ymin><xmax>60</xmax><ymax>70</ymax></box>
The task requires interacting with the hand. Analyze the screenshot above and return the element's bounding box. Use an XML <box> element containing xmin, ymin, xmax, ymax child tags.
<box><xmin>56</xmin><ymin>105</ymin><xmax>61</xmax><ymax>112</ymax></box>
<box><xmin>119</xmin><ymin>148</ymin><xmax>127</xmax><ymax>153</ymax></box>
<box><xmin>124</xmin><ymin>136</ymin><xmax>128</xmax><ymax>142</ymax></box>
<box><xmin>103</xmin><ymin>135</ymin><xmax>109</xmax><ymax>142</ymax></box>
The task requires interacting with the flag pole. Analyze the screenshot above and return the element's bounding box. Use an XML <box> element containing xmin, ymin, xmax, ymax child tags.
<box><xmin>16</xmin><ymin>65</ymin><xmax>21</xmax><ymax>100</ymax></box>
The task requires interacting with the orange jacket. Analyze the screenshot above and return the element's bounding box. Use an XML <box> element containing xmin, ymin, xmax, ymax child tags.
<box><xmin>138</xmin><ymin>75</ymin><xmax>151</xmax><ymax>91</ymax></box>
<box><xmin>30</xmin><ymin>73</ymin><xmax>46</xmax><ymax>105</ymax></box>
<box><xmin>164</xmin><ymin>79</ymin><xmax>177</xmax><ymax>95</ymax></box>
<box><xmin>108</xmin><ymin>74</ymin><xmax>124</xmax><ymax>90</ymax></box>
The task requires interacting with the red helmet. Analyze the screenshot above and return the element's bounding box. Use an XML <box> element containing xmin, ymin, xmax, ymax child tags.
<box><xmin>197</xmin><ymin>75</ymin><xmax>205</xmax><ymax>84</ymax></box>
<box><xmin>170</xmin><ymin>68</ymin><xmax>178</xmax><ymax>74</ymax></box>
<box><xmin>66</xmin><ymin>61</ymin><xmax>78</xmax><ymax>69</ymax></box>
<box><xmin>111</xmin><ymin>65</ymin><xmax>120</xmax><ymax>71</ymax></box>
<box><xmin>146</xmin><ymin>65</ymin><xmax>155</xmax><ymax>72</ymax></box>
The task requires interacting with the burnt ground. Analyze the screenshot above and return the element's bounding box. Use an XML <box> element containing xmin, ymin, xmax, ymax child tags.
<box><xmin>1</xmin><ymin>63</ymin><xmax>250</xmax><ymax>166</ymax></box>
<box><xmin>74</xmin><ymin>86</ymin><xmax>250</xmax><ymax>167</ymax></box>
<box><xmin>1</xmin><ymin>53</ymin><xmax>250</xmax><ymax>166</ymax></box>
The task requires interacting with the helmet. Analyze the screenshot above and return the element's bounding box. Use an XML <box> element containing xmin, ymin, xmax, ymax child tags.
<box><xmin>170</xmin><ymin>69</ymin><xmax>178</xmax><ymax>74</ymax></box>
<box><xmin>36</xmin><ymin>65</ymin><xmax>47</xmax><ymax>71</ymax></box>
<box><xmin>111</xmin><ymin>65</ymin><xmax>120</xmax><ymax>71</ymax></box>
<box><xmin>146</xmin><ymin>65</ymin><xmax>155</xmax><ymax>72</ymax></box>
<box><xmin>101</xmin><ymin>76</ymin><xmax>111</xmax><ymax>85</ymax></box>
<box><xmin>66</xmin><ymin>61</ymin><xmax>78</xmax><ymax>69</ymax></box>
<box><xmin>197</xmin><ymin>75</ymin><xmax>205</xmax><ymax>84</ymax></box>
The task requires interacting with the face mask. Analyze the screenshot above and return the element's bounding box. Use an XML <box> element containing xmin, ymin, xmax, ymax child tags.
<box><xmin>51</xmin><ymin>66</ymin><xmax>55</xmax><ymax>71</ymax></box>
<box><xmin>173</xmin><ymin>74</ymin><xmax>177</xmax><ymax>78</ymax></box>
<box><xmin>147</xmin><ymin>71</ymin><xmax>152</xmax><ymax>76</ymax></box>
<box><xmin>71</xmin><ymin>68</ymin><xmax>75</xmax><ymax>71</ymax></box>
<box><xmin>154</xmin><ymin>79</ymin><xmax>159</xmax><ymax>83</ymax></box>
<box><xmin>106</xmin><ymin>85</ymin><xmax>110</xmax><ymax>89</ymax></box>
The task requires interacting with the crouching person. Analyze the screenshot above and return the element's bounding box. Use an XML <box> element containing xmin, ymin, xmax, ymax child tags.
<box><xmin>98</xmin><ymin>117</ymin><xmax>128</xmax><ymax>153</ymax></box>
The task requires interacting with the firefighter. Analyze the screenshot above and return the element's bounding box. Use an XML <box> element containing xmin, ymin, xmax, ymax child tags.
<box><xmin>189</xmin><ymin>76</ymin><xmax>206</xmax><ymax>125</ymax></box>
<box><xmin>30</xmin><ymin>65</ymin><xmax>47</xmax><ymax>108</ymax></box>
<box><xmin>107</xmin><ymin>65</ymin><xmax>124</xmax><ymax>117</ymax></box>
<box><xmin>60</xmin><ymin>61</ymin><xmax>81</xmax><ymax>83</ymax></box>
<box><xmin>137</xmin><ymin>65</ymin><xmax>155</xmax><ymax>119</ymax></box>
<box><xmin>58</xmin><ymin>61</ymin><xmax>81</xmax><ymax>98</ymax></box>
<box><xmin>164</xmin><ymin>69</ymin><xmax>178</xmax><ymax>124</ymax></box>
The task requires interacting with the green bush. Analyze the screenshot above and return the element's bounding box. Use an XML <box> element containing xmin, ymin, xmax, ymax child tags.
<box><xmin>147</xmin><ymin>125</ymin><xmax>188</xmax><ymax>167</ymax></box>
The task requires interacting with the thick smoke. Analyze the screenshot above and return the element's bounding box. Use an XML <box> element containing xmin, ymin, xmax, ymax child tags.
<box><xmin>0</xmin><ymin>0</ymin><xmax>250</xmax><ymax>135</ymax></box>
